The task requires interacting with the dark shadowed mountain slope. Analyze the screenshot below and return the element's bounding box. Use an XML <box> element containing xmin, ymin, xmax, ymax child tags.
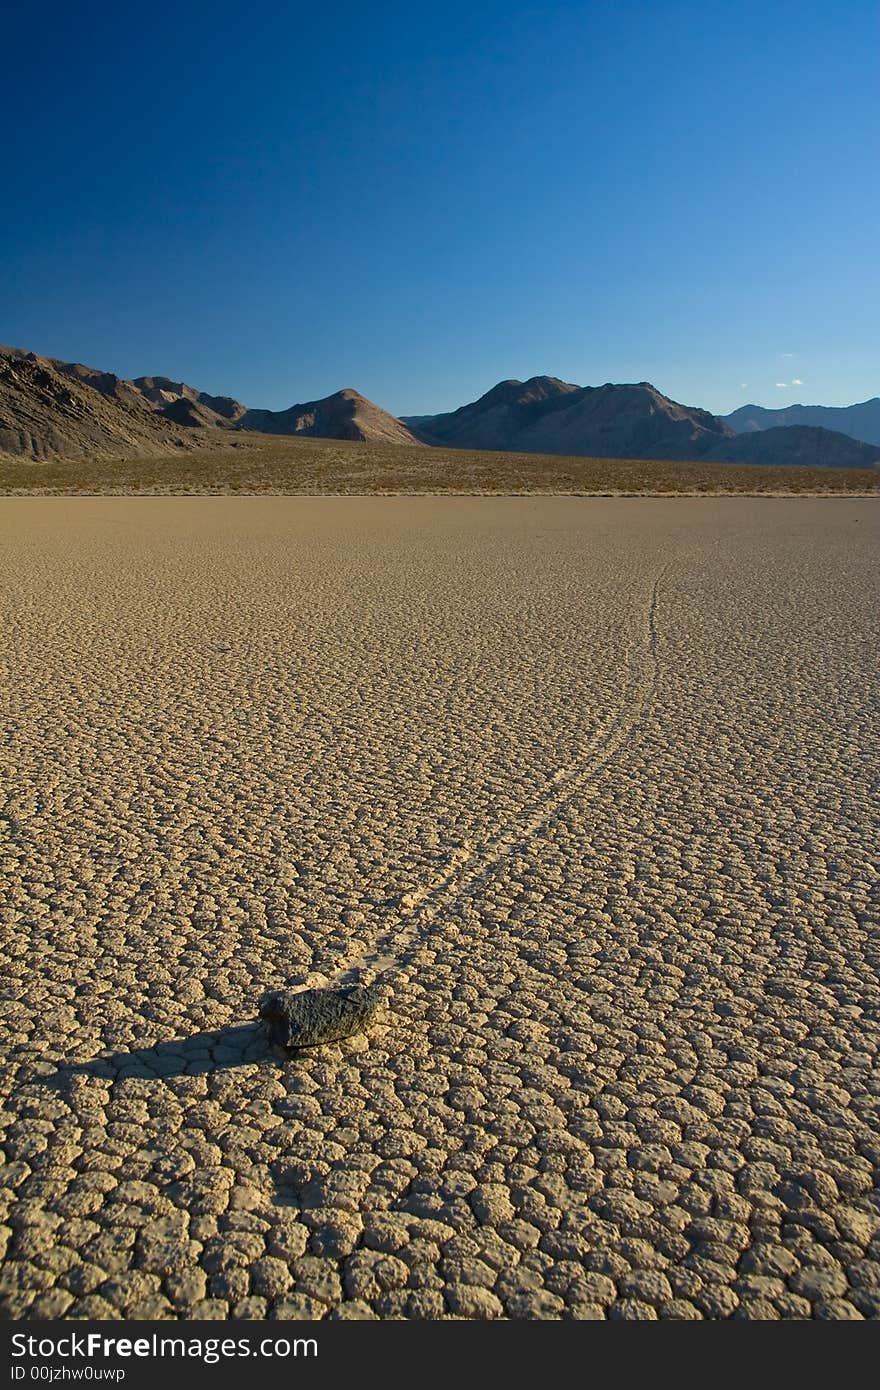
<box><xmin>704</xmin><ymin>425</ymin><xmax>880</xmax><ymax>469</ymax></box>
<box><xmin>403</xmin><ymin>376</ymin><xmax>581</xmax><ymax>449</ymax></box>
<box><xmin>51</xmin><ymin>360</ymin><xmax>157</xmax><ymax>415</ymax></box>
<box><xmin>160</xmin><ymin>396</ymin><xmax>232</xmax><ymax>429</ymax></box>
<box><xmin>241</xmin><ymin>389</ymin><xmax>419</xmax><ymax>445</ymax></box>
<box><xmin>133</xmin><ymin>376</ymin><xmax>247</xmax><ymax>425</ymax></box>
<box><xmin>53</xmin><ymin>363</ymin><xmax>246</xmax><ymax>427</ymax></box>
<box><xmin>724</xmin><ymin>398</ymin><xmax>880</xmax><ymax>447</ymax></box>
<box><xmin>407</xmin><ymin>378</ymin><xmax>735</xmax><ymax>459</ymax></box>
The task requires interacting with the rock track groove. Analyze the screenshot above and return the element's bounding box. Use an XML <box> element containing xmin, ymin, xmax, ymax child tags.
<box><xmin>340</xmin><ymin>568</ymin><xmax>669</xmax><ymax>989</ymax></box>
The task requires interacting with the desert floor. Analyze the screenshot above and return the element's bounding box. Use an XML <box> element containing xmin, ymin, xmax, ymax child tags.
<box><xmin>3</xmin><ymin>430</ymin><xmax>880</xmax><ymax>497</ymax></box>
<box><xmin>1</xmin><ymin>496</ymin><xmax>878</xmax><ymax>1321</ymax></box>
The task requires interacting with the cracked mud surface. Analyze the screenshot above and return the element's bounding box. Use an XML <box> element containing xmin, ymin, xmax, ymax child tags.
<box><xmin>1</xmin><ymin>496</ymin><xmax>878</xmax><ymax>1320</ymax></box>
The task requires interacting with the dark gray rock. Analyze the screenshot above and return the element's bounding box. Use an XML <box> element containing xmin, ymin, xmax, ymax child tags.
<box><xmin>259</xmin><ymin>985</ymin><xmax>383</xmax><ymax>1051</ymax></box>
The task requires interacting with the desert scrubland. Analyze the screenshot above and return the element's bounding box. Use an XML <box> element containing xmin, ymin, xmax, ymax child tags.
<box><xmin>2</xmin><ymin>432</ymin><xmax>879</xmax><ymax>497</ymax></box>
<box><xmin>0</xmin><ymin>496</ymin><xmax>878</xmax><ymax>1320</ymax></box>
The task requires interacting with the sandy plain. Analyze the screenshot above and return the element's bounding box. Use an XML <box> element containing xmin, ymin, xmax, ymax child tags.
<box><xmin>1</xmin><ymin>496</ymin><xmax>878</xmax><ymax>1321</ymax></box>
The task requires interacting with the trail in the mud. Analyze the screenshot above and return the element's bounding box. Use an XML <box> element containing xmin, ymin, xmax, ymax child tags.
<box><xmin>334</xmin><ymin>567</ymin><xmax>667</xmax><ymax>991</ymax></box>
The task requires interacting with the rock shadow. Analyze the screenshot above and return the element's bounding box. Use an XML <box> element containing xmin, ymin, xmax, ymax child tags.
<box><xmin>30</xmin><ymin>1021</ymin><xmax>274</xmax><ymax>1087</ymax></box>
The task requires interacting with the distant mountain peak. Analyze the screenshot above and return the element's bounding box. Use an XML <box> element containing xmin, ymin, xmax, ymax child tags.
<box><xmin>723</xmin><ymin>397</ymin><xmax>880</xmax><ymax>448</ymax></box>
<box><xmin>132</xmin><ymin>375</ymin><xmax>246</xmax><ymax>424</ymax></box>
<box><xmin>707</xmin><ymin>425</ymin><xmax>880</xmax><ymax>469</ymax></box>
<box><xmin>477</xmin><ymin>375</ymin><xmax>580</xmax><ymax>407</ymax></box>
<box><xmin>408</xmin><ymin>376</ymin><xmax>733</xmax><ymax>458</ymax></box>
<box><xmin>239</xmin><ymin>388</ymin><xmax>418</xmax><ymax>445</ymax></box>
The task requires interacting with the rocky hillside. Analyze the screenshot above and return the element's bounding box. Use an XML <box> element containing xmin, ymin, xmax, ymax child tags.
<box><xmin>0</xmin><ymin>347</ymin><xmax>197</xmax><ymax>459</ymax></box>
<box><xmin>241</xmin><ymin>389</ymin><xmax>419</xmax><ymax>445</ymax></box>
<box><xmin>406</xmin><ymin>378</ymin><xmax>735</xmax><ymax>460</ymax></box>
<box><xmin>724</xmin><ymin>397</ymin><xmax>880</xmax><ymax>448</ymax></box>
<box><xmin>704</xmin><ymin>425</ymin><xmax>880</xmax><ymax>469</ymax></box>
<box><xmin>0</xmin><ymin>344</ymin><xmax>418</xmax><ymax>458</ymax></box>
<box><xmin>51</xmin><ymin>362</ymin><xmax>247</xmax><ymax>430</ymax></box>
<box><xmin>132</xmin><ymin>376</ymin><xmax>247</xmax><ymax>426</ymax></box>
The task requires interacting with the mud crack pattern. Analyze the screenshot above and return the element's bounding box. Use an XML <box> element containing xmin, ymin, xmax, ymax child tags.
<box><xmin>1</xmin><ymin>497</ymin><xmax>878</xmax><ymax>1321</ymax></box>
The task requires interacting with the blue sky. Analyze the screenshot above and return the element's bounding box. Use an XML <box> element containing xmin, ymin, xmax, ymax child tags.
<box><xmin>2</xmin><ymin>1</ymin><xmax>877</xmax><ymax>416</ymax></box>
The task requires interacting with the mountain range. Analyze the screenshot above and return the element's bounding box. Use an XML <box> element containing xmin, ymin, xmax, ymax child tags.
<box><xmin>405</xmin><ymin>376</ymin><xmax>741</xmax><ymax>460</ymax></box>
<box><xmin>1</xmin><ymin>343</ymin><xmax>877</xmax><ymax>470</ymax></box>
<box><xmin>724</xmin><ymin>397</ymin><xmax>880</xmax><ymax>447</ymax></box>
<box><xmin>405</xmin><ymin>378</ymin><xmax>879</xmax><ymax>467</ymax></box>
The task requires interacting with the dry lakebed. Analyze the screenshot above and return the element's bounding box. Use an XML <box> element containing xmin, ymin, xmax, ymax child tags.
<box><xmin>0</xmin><ymin>495</ymin><xmax>878</xmax><ymax>1320</ymax></box>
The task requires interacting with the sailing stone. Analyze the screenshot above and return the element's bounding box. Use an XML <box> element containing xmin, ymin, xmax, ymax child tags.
<box><xmin>259</xmin><ymin>984</ymin><xmax>384</xmax><ymax>1051</ymax></box>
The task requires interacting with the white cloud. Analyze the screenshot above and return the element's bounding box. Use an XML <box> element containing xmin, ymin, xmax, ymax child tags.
<box><xmin>740</xmin><ymin>382</ymin><xmax>748</xmax><ymax>389</ymax></box>
<box><xmin>775</xmin><ymin>382</ymin><xmax>788</xmax><ymax>388</ymax></box>
<box><xmin>791</xmin><ymin>378</ymin><xmax>803</xmax><ymax>385</ymax></box>
<box><xmin>780</xmin><ymin>352</ymin><xmax>796</xmax><ymax>358</ymax></box>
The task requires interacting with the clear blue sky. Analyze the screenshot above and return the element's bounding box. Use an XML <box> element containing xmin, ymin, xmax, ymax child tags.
<box><xmin>2</xmin><ymin>1</ymin><xmax>877</xmax><ymax>416</ymax></box>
